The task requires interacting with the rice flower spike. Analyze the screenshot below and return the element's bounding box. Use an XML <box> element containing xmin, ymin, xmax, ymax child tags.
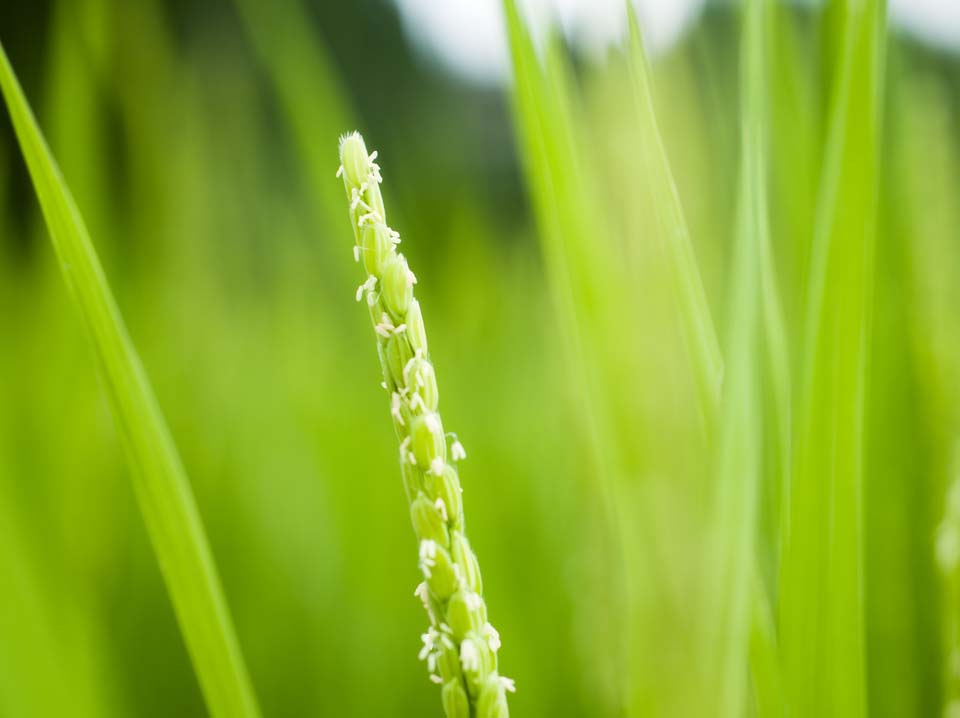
<box><xmin>337</xmin><ymin>131</ymin><xmax>513</xmax><ymax>718</ymax></box>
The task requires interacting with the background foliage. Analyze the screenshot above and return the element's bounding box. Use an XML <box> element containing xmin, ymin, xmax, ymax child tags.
<box><xmin>0</xmin><ymin>0</ymin><xmax>957</xmax><ymax>716</ymax></box>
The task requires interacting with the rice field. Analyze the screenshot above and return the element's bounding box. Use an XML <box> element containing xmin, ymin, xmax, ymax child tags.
<box><xmin>0</xmin><ymin>1</ymin><xmax>957</xmax><ymax>716</ymax></box>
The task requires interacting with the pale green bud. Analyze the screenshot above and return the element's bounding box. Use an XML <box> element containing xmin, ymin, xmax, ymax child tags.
<box><xmin>368</xmin><ymin>295</ymin><xmax>383</xmax><ymax>329</ymax></box>
<box><xmin>401</xmin><ymin>461</ymin><xmax>422</xmax><ymax>504</ymax></box>
<box><xmin>339</xmin><ymin>132</ymin><xmax>370</xmax><ymax>188</ymax></box>
<box><xmin>442</xmin><ymin>680</ymin><xmax>470</xmax><ymax>718</ymax></box>
<box><xmin>406</xmin><ymin>298</ymin><xmax>428</xmax><ymax>355</ymax></box>
<box><xmin>381</xmin><ymin>254</ymin><xmax>415</xmax><ymax>319</ymax></box>
<box><xmin>436</xmin><ymin>635</ymin><xmax>463</xmax><ymax>683</ymax></box>
<box><xmin>451</xmin><ymin>531</ymin><xmax>482</xmax><ymax>595</ymax></box>
<box><xmin>405</xmin><ymin>357</ymin><xmax>439</xmax><ymax>413</ymax></box>
<box><xmin>361</xmin><ymin>223</ymin><xmax>394</xmax><ymax>276</ymax></box>
<box><xmin>446</xmin><ymin>589</ymin><xmax>486</xmax><ymax>639</ymax></box>
<box><xmin>411</xmin><ymin>412</ymin><xmax>446</xmax><ymax>472</ymax></box>
<box><xmin>421</xmin><ymin>540</ymin><xmax>459</xmax><ymax>600</ymax></box>
<box><xmin>459</xmin><ymin>632</ymin><xmax>496</xmax><ymax>696</ymax></box>
<box><xmin>476</xmin><ymin>674</ymin><xmax>511</xmax><ymax>718</ymax></box>
<box><xmin>411</xmin><ymin>492</ymin><xmax>450</xmax><ymax>547</ymax></box>
<box><xmin>425</xmin><ymin>464</ymin><xmax>462</xmax><ymax>529</ymax></box>
<box><xmin>385</xmin><ymin>333</ymin><xmax>414</xmax><ymax>389</ymax></box>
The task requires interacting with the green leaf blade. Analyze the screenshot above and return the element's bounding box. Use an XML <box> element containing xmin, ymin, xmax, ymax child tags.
<box><xmin>0</xmin><ymin>42</ymin><xmax>261</xmax><ymax>718</ymax></box>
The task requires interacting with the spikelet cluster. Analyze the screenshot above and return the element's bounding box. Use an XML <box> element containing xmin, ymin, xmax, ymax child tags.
<box><xmin>337</xmin><ymin>131</ymin><xmax>513</xmax><ymax>717</ymax></box>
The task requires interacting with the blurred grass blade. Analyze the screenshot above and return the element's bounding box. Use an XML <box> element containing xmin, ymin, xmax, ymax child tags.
<box><xmin>779</xmin><ymin>0</ymin><xmax>886</xmax><ymax>715</ymax></box>
<box><xmin>502</xmin><ymin>2</ymin><xmax>631</xmax><ymax>712</ymax></box>
<box><xmin>233</xmin><ymin>0</ymin><xmax>353</xmax><ymax>238</ymax></box>
<box><xmin>625</xmin><ymin>5</ymin><xmax>724</xmax><ymax>424</ymax></box>
<box><xmin>703</xmin><ymin>0</ymin><xmax>772</xmax><ymax>711</ymax></box>
<box><xmin>0</xmin><ymin>43</ymin><xmax>262</xmax><ymax>718</ymax></box>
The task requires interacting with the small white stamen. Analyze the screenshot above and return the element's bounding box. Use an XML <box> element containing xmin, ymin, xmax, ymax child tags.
<box><xmin>500</xmin><ymin>676</ymin><xmax>516</xmax><ymax>692</ymax></box>
<box><xmin>429</xmin><ymin>674</ymin><xmax>443</xmax><ymax>685</ymax></box>
<box><xmin>460</xmin><ymin>639</ymin><xmax>479</xmax><ymax>672</ymax></box>
<box><xmin>483</xmin><ymin>622</ymin><xmax>501</xmax><ymax>652</ymax></box>
<box><xmin>419</xmin><ymin>628</ymin><xmax>437</xmax><ymax>660</ymax></box>
<box><xmin>430</xmin><ymin>457</ymin><xmax>445</xmax><ymax>476</ymax></box>
<box><xmin>414</xmin><ymin>581</ymin><xmax>436</xmax><ymax>623</ymax></box>
<box><xmin>466</xmin><ymin>593</ymin><xmax>483</xmax><ymax>611</ymax></box>
<box><xmin>353</xmin><ymin>245</ymin><xmax>360</xmax><ymax>262</ymax></box>
<box><xmin>418</xmin><ymin>540</ymin><xmax>438</xmax><ymax>578</ymax></box>
<box><xmin>375</xmin><ymin>312</ymin><xmax>396</xmax><ymax>338</ymax></box>
<box><xmin>391</xmin><ymin>393</ymin><xmax>405</xmax><ymax>426</ymax></box>
<box><xmin>409</xmin><ymin>393</ymin><xmax>426</xmax><ymax>413</ymax></box>
<box><xmin>451</xmin><ymin>440</ymin><xmax>467</xmax><ymax>462</ymax></box>
<box><xmin>358</xmin><ymin>210</ymin><xmax>382</xmax><ymax>227</ymax></box>
<box><xmin>434</xmin><ymin>497</ymin><xmax>448</xmax><ymax>522</ymax></box>
<box><xmin>335</xmin><ymin>164</ymin><xmax>344</xmax><ymax>178</ymax></box>
<box><xmin>356</xmin><ymin>275</ymin><xmax>377</xmax><ymax>303</ymax></box>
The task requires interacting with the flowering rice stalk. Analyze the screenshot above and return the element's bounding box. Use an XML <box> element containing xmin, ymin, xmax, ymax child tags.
<box><xmin>337</xmin><ymin>132</ymin><xmax>513</xmax><ymax>718</ymax></box>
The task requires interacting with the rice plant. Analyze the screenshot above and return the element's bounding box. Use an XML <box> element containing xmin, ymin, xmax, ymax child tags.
<box><xmin>0</xmin><ymin>0</ymin><xmax>957</xmax><ymax>716</ymax></box>
<box><xmin>337</xmin><ymin>131</ymin><xmax>512</xmax><ymax>717</ymax></box>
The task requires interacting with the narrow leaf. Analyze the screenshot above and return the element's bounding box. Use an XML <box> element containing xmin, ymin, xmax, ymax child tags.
<box><xmin>0</xmin><ymin>43</ymin><xmax>262</xmax><ymax>718</ymax></box>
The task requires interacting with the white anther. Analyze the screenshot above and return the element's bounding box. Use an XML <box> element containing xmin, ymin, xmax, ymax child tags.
<box><xmin>375</xmin><ymin>313</ymin><xmax>396</xmax><ymax>337</ymax></box>
<box><xmin>335</xmin><ymin>164</ymin><xmax>344</xmax><ymax>178</ymax></box>
<box><xmin>349</xmin><ymin>188</ymin><xmax>364</xmax><ymax>212</ymax></box>
<box><xmin>500</xmin><ymin>676</ymin><xmax>516</xmax><ymax>692</ymax></box>
<box><xmin>414</xmin><ymin>581</ymin><xmax>436</xmax><ymax>624</ymax></box>
<box><xmin>451</xmin><ymin>440</ymin><xmax>467</xmax><ymax>462</ymax></box>
<box><xmin>353</xmin><ymin>245</ymin><xmax>360</xmax><ymax>262</ymax></box>
<box><xmin>419</xmin><ymin>540</ymin><xmax>437</xmax><ymax>578</ymax></box>
<box><xmin>356</xmin><ymin>275</ymin><xmax>377</xmax><ymax>302</ymax></box>
<box><xmin>409</xmin><ymin>393</ymin><xmax>426</xmax><ymax>413</ymax></box>
<box><xmin>419</xmin><ymin>628</ymin><xmax>438</xmax><ymax>660</ymax></box>
<box><xmin>430</xmin><ymin>457</ymin><xmax>445</xmax><ymax>476</ymax></box>
<box><xmin>358</xmin><ymin>210</ymin><xmax>382</xmax><ymax>227</ymax></box>
<box><xmin>391</xmin><ymin>393</ymin><xmax>405</xmax><ymax>426</ymax></box>
<box><xmin>460</xmin><ymin>639</ymin><xmax>479</xmax><ymax>672</ymax></box>
<box><xmin>434</xmin><ymin>497</ymin><xmax>448</xmax><ymax>522</ymax></box>
<box><xmin>483</xmin><ymin>622</ymin><xmax>501</xmax><ymax>652</ymax></box>
<box><xmin>429</xmin><ymin>674</ymin><xmax>443</xmax><ymax>685</ymax></box>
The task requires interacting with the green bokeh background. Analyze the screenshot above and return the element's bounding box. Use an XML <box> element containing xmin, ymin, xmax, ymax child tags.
<box><xmin>0</xmin><ymin>1</ymin><xmax>958</xmax><ymax>715</ymax></box>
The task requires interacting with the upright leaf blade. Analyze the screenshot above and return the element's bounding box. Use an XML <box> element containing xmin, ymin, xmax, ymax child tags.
<box><xmin>0</xmin><ymin>43</ymin><xmax>262</xmax><ymax>718</ymax></box>
<box><xmin>779</xmin><ymin>1</ymin><xmax>886</xmax><ymax>715</ymax></box>
<box><xmin>625</xmin><ymin>6</ymin><xmax>724</xmax><ymax>425</ymax></box>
